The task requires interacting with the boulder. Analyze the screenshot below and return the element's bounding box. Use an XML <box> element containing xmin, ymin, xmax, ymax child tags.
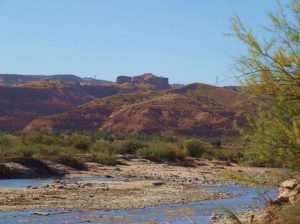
<box><xmin>280</xmin><ymin>179</ymin><xmax>298</xmax><ymax>188</ymax></box>
<box><xmin>277</xmin><ymin>178</ymin><xmax>300</xmax><ymax>204</ymax></box>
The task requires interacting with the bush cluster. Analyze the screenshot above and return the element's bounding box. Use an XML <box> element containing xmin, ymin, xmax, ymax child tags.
<box><xmin>184</xmin><ymin>138</ymin><xmax>205</xmax><ymax>157</ymax></box>
<box><xmin>2</xmin><ymin>131</ymin><xmax>284</xmax><ymax>169</ymax></box>
<box><xmin>137</xmin><ymin>142</ymin><xmax>186</xmax><ymax>162</ymax></box>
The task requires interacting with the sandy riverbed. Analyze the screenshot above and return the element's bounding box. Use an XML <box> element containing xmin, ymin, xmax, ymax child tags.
<box><xmin>0</xmin><ymin>158</ymin><xmax>282</xmax><ymax>212</ymax></box>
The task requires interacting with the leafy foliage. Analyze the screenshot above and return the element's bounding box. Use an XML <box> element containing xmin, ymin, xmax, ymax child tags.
<box><xmin>90</xmin><ymin>142</ymin><xmax>118</xmax><ymax>165</ymax></box>
<box><xmin>184</xmin><ymin>138</ymin><xmax>206</xmax><ymax>157</ymax></box>
<box><xmin>92</xmin><ymin>150</ymin><xmax>118</xmax><ymax>166</ymax></box>
<box><xmin>71</xmin><ymin>134</ymin><xmax>91</xmax><ymax>151</ymax></box>
<box><xmin>214</xmin><ymin>148</ymin><xmax>244</xmax><ymax>163</ymax></box>
<box><xmin>210</xmin><ymin>137</ymin><xmax>222</xmax><ymax>148</ymax></box>
<box><xmin>232</xmin><ymin>0</ymin><xmax>300</xmax><ymax>169</ymax></box>
<box><xmin>118</xmin><ymin>140</ymin><xmax>144</xmax><ymax>154</ymax></box>
<box><xmin>137</xmin><ymin>142</ymin><xmax>186</xmax><ymax>162</ymax></box>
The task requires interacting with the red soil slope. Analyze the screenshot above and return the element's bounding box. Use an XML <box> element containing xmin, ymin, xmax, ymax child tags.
<box><xmin>24</xmin><ymin>83</ymin><xmax>248</xmax><ymax>137</ymax></box>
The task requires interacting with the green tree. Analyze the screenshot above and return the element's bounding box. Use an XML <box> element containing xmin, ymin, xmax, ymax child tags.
<box><xmin>232</xmin><ymin>0</ymin><xmax>300</xmax><ymax>169</ymax></box>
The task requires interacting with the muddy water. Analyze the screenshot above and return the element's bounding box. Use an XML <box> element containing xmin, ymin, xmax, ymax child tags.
<box><xmin>0</xmin><ymin>184</ymin><xmax>277</xmax><ymax>224</ymax></box>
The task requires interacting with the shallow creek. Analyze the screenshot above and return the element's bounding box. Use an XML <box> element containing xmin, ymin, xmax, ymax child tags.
<box><xmin>0</xmin><ymin>178</ymin><xmax>277</xmax><ymax>224</ymax></box>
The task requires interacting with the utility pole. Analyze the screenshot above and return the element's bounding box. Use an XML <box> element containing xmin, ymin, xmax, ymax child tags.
<box><xmin>215</xmin><ymin>75</ymin><xmax>219</xmax><ymax>87</ymax></box>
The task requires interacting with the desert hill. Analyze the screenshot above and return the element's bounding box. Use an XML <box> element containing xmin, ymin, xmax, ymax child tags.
<box><xmin>0</xmin><ymin>73</ymin><xmax>115</xmax><ymax>86</ymax></box>
<box><xmin>24</xmin><ymin>83</ymin><xmax>247</xmax><ymax>137</ymax></box>
<box><xmin>0</xmin><ymin>74</ymin><xmax>83</xmax><ymax>86</ymax></box>
<box><xmin>0</xmin><ymin>82</ymin><xmax>92</xmax><ymax>130</ymax></box>
<box><xmin>0</xmin><ymin>73</ymin><xmax>246</xmax><ymax>137</ymax></box>
<box><xmin>0</xmin><ymin>74</ymin><xmax>170</xmax><ymax>131</ymax></box>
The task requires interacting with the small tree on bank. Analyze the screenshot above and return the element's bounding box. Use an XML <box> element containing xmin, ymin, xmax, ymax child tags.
<box><xmin>232</xmin><ymin>0</ymin><xmax>300</xmax><ymax>169</ymax></box>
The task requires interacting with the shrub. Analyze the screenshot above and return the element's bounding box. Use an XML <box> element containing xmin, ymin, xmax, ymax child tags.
<box><xmin>137</xmin><ymin>142</ymin><xmax>186</xmax><ymax>162</ymax></box>
<box><xmin>210</xmin><ymin>137</ymin><xmax>222</xmax><ymax>148</ymax></box>
<box><xmin>92</xmin><ymin>150</ymin><xmax>117</xmax><ymax>166</ymax></box>
<box><xmin>90</xmin><ymin>142</ymin><xmax>118</xmax><ymax>165</ymax></box>
<box><xmin>114</xmin><ymin>133</ymin><xmax>126</xmax><ymax>140</ymax></box>
<box><xmin>71</xmin><ymin>134</ymin><xmax>91</xmax><ymax>151</ymax></box>
<box><xmin>0</xmin><ymin>134</ymin><xmax>13</xmax><ymax>148</ymax></box>
<box><xmin>15</xmin><ymin>143</ymin><xmax>37</xmax><ymax>157</ymax></box>
<box><xmin>90</xmin><ymin>142</ymin><xmax>117</xmax><ymax>153</ymax></box>
<box><xmin>201</xmin><ymin>151</ymin><xmax>215</xmax><ymax>161</ymax></box>
<box><xmin>214</xmin><ymin>149</ymin><xmax>244</xmax><ymax>163</ymax></box>
<box><xmin>97</xmin><ymin>131</ymin><xmax>113</xmax><ymax>140</ymax></box>
<box><xmin>13</xmin><ymin>142</ymin><xmax>70</xmax><ymax>158</ymax></box>
<box><xmin>9</xmin><ymin>140</ymin><xmax>81</xmax><ymax>159</ymax></box>
<box><xmin>118</xmin><ymin>140</ymin><xmax>144</xmax><ymax>154</ymax></box>
<box><xmin>244</xmin><ymin>148</ymin><xmax>283</xmax><ymax>168</ymax></box>
<box><xmin>0</xmin><ymin>134</ymin><xmax>16</xmax><ymax>159</ymax></box>
<box><xmin>105</xmin><ymin>135</ymin><xmax>115</xmax><ymax>142</ymax></box>
<box><xmin>56</xmin><ymin>155</ymin><xmax>87</xmax><ymax>170</ymax></box>
<box><xmin>184</xmin><ymin>138</ymin><xmax>206</xmax><ymax>157</ymax></box>
<box><xmin>21</xmin><ymin>132</ymin><xmax>43</xmax><ymax>144</ymax></box>
<box><xmin>56</xmin><ymin>145</ymin><xmax>80</xmax><ymax>156</ymax></box>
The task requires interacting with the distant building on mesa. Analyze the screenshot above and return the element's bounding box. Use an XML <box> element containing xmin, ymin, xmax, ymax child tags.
<box><xmin>116</xmin><ymin>73</ymin><xmax>169</xmax><ymax>90</ymax></box>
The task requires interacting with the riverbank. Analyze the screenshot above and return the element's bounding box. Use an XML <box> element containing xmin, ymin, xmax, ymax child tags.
<box><xmin>0</xmin><ymin>158</ymin><xmax>284</xmax><ymax>212</ymax></box>
<box><xmin>213</xmin><ymin>178</ymin><xmax>300</xmax><ymax>224</ymax></box>
<box><xmin>0</xmin><ymin>179</ymin><xmax>236</xmax><ymax>211</ymax></box>
<box><xmin>0</xmin><ymin>184</ymin><xmax>278</xmax><ymax>224</ymax></box>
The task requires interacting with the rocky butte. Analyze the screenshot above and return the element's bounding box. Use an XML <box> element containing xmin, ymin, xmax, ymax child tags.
<box><xmin>116</xmin><ymin>73</ymin><xmax>170</xmax><ymax>90</ymax></box>
<box><xmin>116</xmin><ymin>76</ymin><xmax>132</xmax><ymax>84</ymax></box>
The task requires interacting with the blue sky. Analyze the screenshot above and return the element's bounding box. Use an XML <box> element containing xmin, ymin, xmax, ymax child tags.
<box><xmin>0</xmin><ymin>0</ymin><xmax>289</xmax><ymax>85</ymax></box>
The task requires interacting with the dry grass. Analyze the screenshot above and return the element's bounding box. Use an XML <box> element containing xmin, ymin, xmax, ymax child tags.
<box><xmin>275</xmin><ymin>204</ymin><xmax>300</xmax><ymax>224</ymax></box>
<box><xmin>261</xmin><ymin>204</ymin><xmax>300</xmax><ymax>224</ymax></box>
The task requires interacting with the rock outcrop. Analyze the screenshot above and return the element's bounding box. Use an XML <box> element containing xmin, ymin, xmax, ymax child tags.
<box><xmin>133</xmin><ymin>73</ymin><xmax>169</xmax><ymax>90</ymax></box>
<box><xmin>116</xmin><ymin>76</ymin><xmax>132</xmax><ymax>84</ymax></box>
<box><xmin>276</xmin><ymin>178</ymin><xmax>300</xmax><ymax>204</ymax></box>
<box><xmin>116</xmin><ymin>73</ymin><xmax>169</xmax><ymax>90</ymax></box>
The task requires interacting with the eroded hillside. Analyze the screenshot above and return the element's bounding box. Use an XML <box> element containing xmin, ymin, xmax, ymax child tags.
<box><xmin>25</xmin><ymin>83</ymin><xmax>248</xmax><ymax>137</ymax></box>
<box><xmin>0</xmin><ymin>74</ymin><xmax>171</xmax><ymax>131</ymax></box>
